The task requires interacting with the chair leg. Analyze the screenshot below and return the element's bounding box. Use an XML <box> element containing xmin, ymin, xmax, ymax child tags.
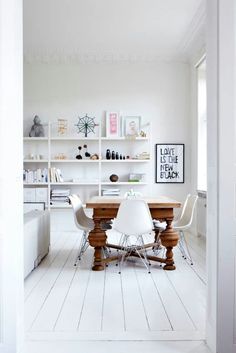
<box><xmin>118</xmin><ymin>236</ymin><xmax>129</xmax><ymax>274</ymax></box>
<box><xmin>178</xmin><ymin>230</ymin><xmax>193</xmax><ymax>265</ymax></box>
<box><xmin>74</xmin><ymin>230</ymin><xmax>88</xmax><ymax>266</ymax></box>
<box><xmin>137</xmin><ymin>235</ymin><xmax>151</xmax><ymax>273</ymax></box>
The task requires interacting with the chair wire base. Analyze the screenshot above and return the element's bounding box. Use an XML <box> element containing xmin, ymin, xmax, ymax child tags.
<box><xmin>117</xmin><ymin>234</ymin><xmax>151</xmax><ymax>274</ymax></box>
<box><xmin>178</xmin><ymin>230</ymin><xmax>193</xmax><ymax>265</ymax></box>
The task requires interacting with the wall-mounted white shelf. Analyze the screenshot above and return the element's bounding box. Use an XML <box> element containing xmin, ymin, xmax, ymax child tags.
<box><xmin>101</xmin><ymin>159</ymin><xmax>150</xmax><ymax>163</ymax></box>
<box><xmin>50</xmin><ymin>137</ymin><xmax>99</xmax><ymax>141</ymax></box>
<box><xmin>50</xmin><ymin>182</ymin><xmax>99</xmax><ymax>185</ymax></box>
<box><xmin>24</xmin><ymin>159</ymin><xmax>48</xmax><ymax>163</ymax></box>
<box><xmin>101</xmin><ymin>137</ymin><xmax>149</xmax><ymax>141</ymax></box>
<box><xmin>101</xmin><ymin>182</ymin><xmax>147</xmax><ymax>185</ymax></box>
<box><xmin>24</xmin><ymin>182</ymin><xmax>48</xmax><ymax>186</ymax></box>
<box><xmin>23</xmin><ymin>120</ymin><xmax>152</xmax><ymax>208</ymax></box>
<box><xmin>50</xmin><ymin>204</ymin><xmax>72</xmax><ymax>209</ymax></box>
<box><xmin>50</xmin><ymin>159</ymin><xmax>99</xmax><ymax>163</ymax></box>
<box><xmin>23</xmin><ymin>137</ymin><xmax>48</xmax><ymax>141</ymax></box>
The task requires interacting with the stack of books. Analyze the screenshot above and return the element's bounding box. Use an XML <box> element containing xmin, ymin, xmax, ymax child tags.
<box><xmin>102</xmin><ymin>188</ymin><xmax>120</xmax><ymax>196</ymax></box>
<box><xmin>50</xmin><ymin>189</ymin><xmax>70</xmax><ymax>205</ymax></box>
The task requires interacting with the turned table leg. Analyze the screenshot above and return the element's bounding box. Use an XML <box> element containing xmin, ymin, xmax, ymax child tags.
<box><xmin>160</xmin><ymin>219</ymin><xmax>179</xmax><ymax>270</ymax></box>
<box><xmin>88</xmin><ymin>218</ymin><xmax>107</xmax><ymax>271</ymax></box>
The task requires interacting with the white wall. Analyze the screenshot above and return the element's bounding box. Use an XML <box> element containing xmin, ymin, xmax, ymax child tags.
<box><xmin>24</xmin><ymin>61</ymin><xmax>193</xmax><ymax>229</ymax></box>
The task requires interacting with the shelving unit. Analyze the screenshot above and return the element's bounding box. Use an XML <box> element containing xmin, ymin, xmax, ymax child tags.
<box><xmin>23</xmin><ymin>121</ymin><xmax>152</xmax><ymax>208</ymax></box>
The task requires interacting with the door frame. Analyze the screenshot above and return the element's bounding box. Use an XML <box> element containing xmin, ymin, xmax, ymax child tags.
<box><xmin>0</xmin><ymin>0</ymin><xmax>235</xmax><ymax>352</ymax></box>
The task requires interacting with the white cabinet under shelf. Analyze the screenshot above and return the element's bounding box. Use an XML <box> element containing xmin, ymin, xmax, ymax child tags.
<box><xmin>23</xmin><ymin>121</ymin><xmax>152</xmax><ymax>208</ymax></box>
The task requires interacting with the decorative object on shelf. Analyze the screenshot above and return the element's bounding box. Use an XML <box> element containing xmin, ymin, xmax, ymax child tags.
<box><xmin>75</xmin><ymin>114</ymin><xmax>97</xmax><ymax>137</ymax></box>
<box><xmin>125</xmin><ymin>189</ymin><xmax>143</xmax><ymax>199</ymax></box>
<box><xmin>111</xmin><ymin>151</ymin><xmax>115</xmax><ymax>160</ymax></box>
<box><xmin>90</xmin><ymin>153</ymin><xmax>99</xmax><ymax>160</ymax></box>
<box><xmin>123</xmin><ymin>116</ymin><xmax>141</xmax><ymax>137</ymax></box>
<box><xmin>119</xmin><ymin>154</ymin><xmax>122</xmax><ymax>160</ymax></box>
<box><xmin>106</xmin><ymin>111</ymin><xmax>120</xmax><ymax>138</ymax></box>
<box><xmin>25</xmin><ymin>153</ymin><xmax>44</xmax><ymax>160</ymax></box>
<box><xmin>155</xmin><ymin>144</ymin><xmax>184</xmax><ymax>183</ymax></box>
<box><xmin>109</xmin><ymin>174</ymin><xmax>119</xmax><ymax>182</ymax></box>
<box><xmin>128</xmin><ymin>173</ymin><xmax>146</xmax><ymax>182</ymax></box>
<box><xmin>57</xmin><ymin>118</ymin><xmax>68</xmax><ymax>136</ymax></box>
<box><xmin>123</xmin><ymin>156</ymin><xmax>125</xmax><ymax>160</ymax></box>
<box><xmin>106</xmin><ymin>149</ymin><xmax>111</xmax><ymax>160</ymax></box>
<box><xmin>83</xmin><ymin>144</ymin><xmax>91</xmax><ymax>158</ymax></box>
<box><xmin>76</xmin><ymin>146</ymin><xmax>83</xmax><ymax>159</ymax></box>
<box><xmin>54</xmin><ymin>153</ymin><xmax>67</xmax><ymax>160</ymax></box>
<box><xmin>29</xmin><ymin>115</ymin><xmax>45</xmax><ymax>137</ymax></box>
<box><xmin>115</xmin><ymin>152</ymin><xmax>119</xmax><ymax>160</ymax></box>
<box><xmin>126</xmin><ymin>155</ymin><xmax>130</xmax><ymax>159</ymax></box>
<box><xmin>139</xmin><ymin>130</ymin><xmax>146</xmax><ymax>138</ymax></box>
<box><xmin>133</xmin><ymin>152</ymin><xmax>150</xmax><ymax>160</ymax></box>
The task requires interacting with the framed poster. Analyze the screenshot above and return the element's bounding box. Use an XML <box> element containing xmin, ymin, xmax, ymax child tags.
<box><xmin>155</xmin><ymin>144</ymin><xmax>184</xmax><ymax>183</ymax></box>
<box><xmin>106</xmin><ymin>112</ymin><xmax>120</xmax><ymax>138</ymax></box>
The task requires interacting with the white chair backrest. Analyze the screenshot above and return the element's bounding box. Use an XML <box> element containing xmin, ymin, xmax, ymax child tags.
<box><xmin>69</xmin><ymin>194</ymin><xmax>94</xmax><ymax>231</ymax></box>
<box><xmin>113</xmin><ymin>199</ymin><xmax>153</xmax><ymax>236</ymax></box>
<box><xmin>177</xmin><ymin>193</ymin><xmax>191</xmax><ymax>222</ymax></box>
<box><xmin>175</xmin><ymin>194</ymin><xmax>198</xmax><ymax>228</ymax></box>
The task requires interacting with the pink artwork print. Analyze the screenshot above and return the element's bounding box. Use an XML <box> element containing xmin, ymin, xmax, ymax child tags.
<box><xmin>109</xmin><ymin>113</ymin><xmax>118</xmax><ymax>134</ymax></box>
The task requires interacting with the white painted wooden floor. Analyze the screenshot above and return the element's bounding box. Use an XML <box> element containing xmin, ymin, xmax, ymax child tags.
<box><xmin>24</xmin><ymin>230</ymin><xmax>210</xmax><ymax>353</ymax></box>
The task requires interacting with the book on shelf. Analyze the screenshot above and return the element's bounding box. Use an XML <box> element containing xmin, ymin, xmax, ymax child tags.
<box><xmin>49</xmin><ymin>167</ymin><xmax>63</xmax><ymax>182</ymax></box>
<box><xmin>23</xmin><ymin>168</ymin><xmax>48</xmax><ymax>183</ymax></box>
<box><xmin>102</xmin><ymin>188</ymin><xmax>120</xmax><ymax>196</ymax></box>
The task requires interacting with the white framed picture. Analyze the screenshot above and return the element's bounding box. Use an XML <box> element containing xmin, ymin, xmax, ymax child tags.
<box><xmin>106</xmin><ymin>112</ymin><xmax>120</xmax><ymax>138</ymax></box>
<box><xmin>123</xmin><ymin>116</ymin><xmax>141</xmax><ymax>137</ymax></box>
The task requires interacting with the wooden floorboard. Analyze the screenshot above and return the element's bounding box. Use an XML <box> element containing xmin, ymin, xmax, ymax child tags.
<box><xmin>25</xmin><ymin>230</ymin><xmax>207</xmax><ymax>341</ymax></box>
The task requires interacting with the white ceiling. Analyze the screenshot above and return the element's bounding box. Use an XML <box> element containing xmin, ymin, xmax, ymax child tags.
<box><xmin>23</xmin><ymin>0</ymin><xmax>205</xmax><ymax>62</ymax></box>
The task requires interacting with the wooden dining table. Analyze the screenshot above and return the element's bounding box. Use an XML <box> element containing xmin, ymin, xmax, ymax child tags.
<box><xmin>86</xmin><ymin>196</ymin><xmax>181</xmax><ymax>271</ymax></box>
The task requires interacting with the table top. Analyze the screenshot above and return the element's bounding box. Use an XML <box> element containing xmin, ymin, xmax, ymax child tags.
<box><xmin>86</xmin><ymin>196</ymin><xmax>181</xmax><ymax>209</ymax></box>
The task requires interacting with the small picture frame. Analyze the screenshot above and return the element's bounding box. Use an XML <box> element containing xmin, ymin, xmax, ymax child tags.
<box><xmin>106</xmin><ymin>112</ymin><xmax>120</xmax><ymax>138</ymax></box>
<box><xmin>155</xmin><ymin>144</ymin><xmax>185</xmax><ymax>183</ymax></box>
<box><xmin>123</xmin><ymin>116</ymin><xmax>141</xmax><ymax>137</ymax></box>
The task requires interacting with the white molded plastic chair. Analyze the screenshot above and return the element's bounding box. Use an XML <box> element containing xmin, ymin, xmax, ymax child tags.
<box><xmin>173</xmin><ymin>194</ymin><xmax>198</xmax><ymax>265</ymax></box>
<box><xmin>113</xmin><ymin>199</ymin><xmax>154</xmax><ymax>273</ymax></box>
<box><xmin>69</xmin><ymin>194</ymin><xmax>111</xmax><ymax>266</ymax></box>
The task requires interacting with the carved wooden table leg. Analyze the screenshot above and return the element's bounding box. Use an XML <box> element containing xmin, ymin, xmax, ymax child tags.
<box><xmin>160</xmin><ymin>219</ymin><xmax>179</xmax><ymax>270</ymax></box>
<box><xmin>88</xmin><ymin>217</ymin><xmax>107</xmax><ymax>271</ymax></box>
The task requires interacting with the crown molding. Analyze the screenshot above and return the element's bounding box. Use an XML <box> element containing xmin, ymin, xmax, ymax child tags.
<box><xmin>178</xmin><ymin>0</ymin><xmax>206</xmax><ymax>60</ymax></box>
<box><xmin>23</xmin><ymin>51</ymin><xmax>189</xmax><ymax>65</ymax></box>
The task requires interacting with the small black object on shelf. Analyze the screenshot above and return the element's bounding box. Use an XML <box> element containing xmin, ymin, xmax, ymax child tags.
<box><xmin>76</xmin><ymin>146</ymin><xmax>83</xmax><ymax>159</ymax></box>
<box><xmin>106</xmin><ymin>149</ymin><xmax>111</xmax><ymax>160</ymax></box>
<box><xmin>111</xmin><ymin>151</ymin><xmax>115</xmax><ymax>160</ymax></box>
<box><xmin>84</xmin><ymin>144</ymin><xmax>91</xmax><ymax>158</ymax></box>
<box><xmin>123</xmin><ymin>156</ymin><xmax>125</xmax><ymax>160</ymax></box>
<box><xmin>120</xmin><ymin>154</ymin><xmax>122</xmax><ymax>160</ymax></box>
<box><xmin>115</xmin><ymin>152</ymin><xmax>119</xmax><ymax>160</ymax></box>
